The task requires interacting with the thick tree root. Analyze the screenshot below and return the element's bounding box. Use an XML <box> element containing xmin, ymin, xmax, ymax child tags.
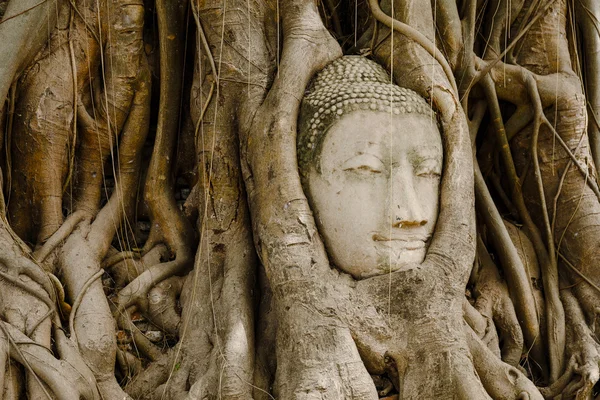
<box><xmin>466</xmin><ymin>325</ymin><xmax>543</xmax><ymax>400</ymax></box>
<box><xmin>474</xmin><ymin>239</ymin><xmax>524</xmax><ymax>366</ymax></box>
<box><xmin>0</xmin><ymin>321</ymin><xmax>99</xmax><ymax>400</ymax></box>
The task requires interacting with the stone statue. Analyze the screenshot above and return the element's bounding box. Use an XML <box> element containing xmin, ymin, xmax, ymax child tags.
<box><xmin>298</xmin><ymin>56</ymin><xmax>442</xmax><ymax>279</ymax></box>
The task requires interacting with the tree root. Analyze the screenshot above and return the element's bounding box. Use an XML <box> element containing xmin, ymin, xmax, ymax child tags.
<box><xmin>474</xmin><ymin>162</ymin><xmax>545</xmax><ymax>368</ymax></box>
<box><xmin>482</xmin><ymin>73</ymin><xmax>565</xmax><ymax>381</ymax></box>
<box><xmin>115</xmin><ymin>309</ymin><xmax>163</xmax><ymax>362</ymax></box>
<box><xmin>33</xmin><ymin>211</ymin><xmax>89</xmax><ymax>264</ymax></box>
<box><xmin>113</xmin><ymin>256</ymin><xmax>192</xmax><ymax>313</ymax></box>
<box><xmin>102</xmin><ymin>251</ymin><xmax>140</xmax><ymax>270</ymax></box>
<box><xmin>367</xmin><ymin>0</ymin><xmax>458</xmax><ymax>95</ymax></box>
<box><xmin>108</xmin><ymin>245</ymin><xmax>168</xmax><ymax>288</ymax></box>
<box><xmin>465</xmin><ymin>324</ymin><xmax>544</xmax><ymax>400</ymax></box>
<box><xmin>68</xmin><ymin>269</ymin><xmax>103</xmax><ymax>344</ymax></box>
<box><xmin>0</xmin><ymin>321</ymin><xmax>99</xmax><ymax>400</ymax></box>
<box><xmin>146</xmin><ymin>276</ymin><xmax>183</xmax><ymax>336</ymax></box>
<box><xmin>474</xmin><ymin>238</ymin><xmax>525</xmax><ymax>367</ymax></box>
<box><xmin>123</xmin><ymin>349</ymin><xmax>175</xmax><ymax>398</ymax></box>
<box><xmin>560</xmin><ymin>289</ymin><xmax>600</xmax><ymax>399</ymax></box>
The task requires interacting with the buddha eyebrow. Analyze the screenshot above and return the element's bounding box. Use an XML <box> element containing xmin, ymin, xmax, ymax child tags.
<box><xmin>410</xmin><ymin>146</ymin><xmax>442</xmax><ymax>156</ymax></box>
<box><xmin>409</xmin><ymin>147</ymin><xmax>442</xmax><ymax>164</ymax></box>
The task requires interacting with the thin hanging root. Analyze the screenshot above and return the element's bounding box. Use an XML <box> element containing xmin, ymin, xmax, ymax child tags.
<box><xmin>368</xmin><ymin>0</ymin><xmax>458</xmax><ymax>95</ymax></box>
<box><xmin>190</xmin><ymin>0</ymin><xmax>216</xmax><ymax>146</ymax></box>
<box><xmin>0</xmin><ymin>230</ymin><xmax>55</xmax><ymax>301</ymax></box>
<box><xmin>1</xmin><ymin>320</ymin><xmax>100</xmax><ymax>400</ymax></box>
<box><xmin>482</xmin><ymin>73</ymin><xmax>565</xmax><ymax>382</ymax></box>
<box><xmin>0</xmin><ymin>269</ymin><xmax>53</xmax><ymax>311</ymax></box>
<box><xmin>26</xmin><ymin>308</ymin><xmax>55</xmax><ymax>337</ymax></box>
<box><xmin>33</xmin><ymin>211</ymin><xmax>89</xmax><ymax>263</ymax></box>
<box><xmin>558</xmin><ymin>252</ymin><xmax>600</xmax><ymax>296</ymax></box>
<box><xmin>69</xmin><ymin>269</ymin><xmax>104</xmax><ymax>345</ymax></box>
<box><xmin>0</xmin><ymin>323</ymin><xmax>53</xmax><ymax>400</ymax></box>
<box><xmin>466</xmin><ymin>0</ymin><xmax>556</xmax><ymax>94</ymax></box>
<box><xmin>551</xmin><ymin>132</ymin><xmax>586</xmax><ymax>235</ymax></box>
<box><xmin>523</xmin><ymin>77</ymin><xmax>600</xmax><ymax>202</ymax></box>
<box><xmin>474</xmin><ymin>161</ymin><xmax>545</xmax><ymax>366</ymax></box>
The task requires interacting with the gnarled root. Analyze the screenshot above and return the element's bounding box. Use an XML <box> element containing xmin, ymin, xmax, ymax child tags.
<box><xmin>465</xmin><ymin>324</ymin><xmax>543</xmax><ymax>400</ymax></box>
<box><xmin>474</xmin><ymin>239</ymin><xmax>525</xmax><ymax>366</ymax></box>
<box><xmin>113</xmin><ymin>0</ymin><xmax>194</xmax><ymax>316</ymax></box>
<box><xmin>0</xmin><ymin>321</ymin><xmax>99</xmax><ymax>400</ymax></box>
<box><xmin>558</xmin><ymin>289</ymin><xmax>600</xmax><ymax>399</ymax></box>
<box><xmin>146</xmin><ymin>276</ymin><xmax>183</xmax><ymax>336</ymax></box>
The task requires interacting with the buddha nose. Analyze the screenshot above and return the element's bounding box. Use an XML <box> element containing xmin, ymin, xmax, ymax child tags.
<box><xmin>390</xmin><ymin>170</ymin><xmax>427</xmax><ymax>228</ymax></box>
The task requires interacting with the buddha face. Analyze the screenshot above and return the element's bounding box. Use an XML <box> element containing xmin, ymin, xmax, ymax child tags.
<box><xmin>305</xmin><ymin>110</ymin><xmax>443</xmax><ymax>279</ymax></box>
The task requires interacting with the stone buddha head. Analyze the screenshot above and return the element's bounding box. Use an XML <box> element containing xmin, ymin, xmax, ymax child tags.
<box><xmin>298</xmin><ymin>56</ymin><xmax>443</xmax><ymax>279</ymax></box>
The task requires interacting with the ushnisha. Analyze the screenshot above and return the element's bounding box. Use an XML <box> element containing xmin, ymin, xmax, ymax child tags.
<box><xmin>298</xmin><ymin>55</ymin><xmax>437</xmax><ymax>181</ymax></box>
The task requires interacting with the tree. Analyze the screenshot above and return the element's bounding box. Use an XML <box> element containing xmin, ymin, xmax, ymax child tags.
<box><xmin>1</xmin><ymin>0</ymin><xmax>600</xmax><ymax>398</ymax></box>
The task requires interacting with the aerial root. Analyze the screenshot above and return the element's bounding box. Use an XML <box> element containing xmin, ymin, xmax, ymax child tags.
<box><xmin>102</xmin><ymin>251</ymin><xmax>141</xmax><ymax>270</ymax></box>
<box><xmin>114</xmin><ymin>255</ymin><xmax>192</xmax><ymax>314</ymax></box>
<box><xmin>474</xmin><ymin>239</ymin><xmax>524</xmax><ymax>366</ymax></box>
<box><xmin>33</xmin><ymin>211</ymin><xmax>89</xmax><ymax>264</ymax></box>
<box><xmin>538</xmin><ymin>356</ymin><xmax>576</xmax><ymax>399</ymax></box>
<box><xmin>0</xmin><ymin>336</ymin><xmax>8</xmax><ymax>400</ymax></box>
<box><xmin>116</xmin><ymin>348</ymin><xmax>143</xmax><ymax>381</ymax></box>
<box><xmin>124</xmin><ymin>349</ymin><xmax>176</xmax><ymax>398</ymax></box>
<box><xmin>115</xmin><ymin>309</ymin><xmax>163</xmax><ymax>362</ymax></box>
<box><xmin>0</xmin><ymin>241</ymin><xmax>55</xmax><ymax>305</ymax></box>
<box><xmin>69</xmin><ymin>269</ymin><xmax>104</xmax><ymax>345</ymax></box>
<box><xmin>108</xmin><ymin>245</ymin><xmax>168</xmax><ymax>288</ymax></box>
<box><xmin>465</xmin><ymin>325</ymin><xmax>544</xmax><ymax>400</ymax></box>
<box><xmin>560</xmin><ymin>289</ymin><xmax>600</xmax><ymax>398</ymax></box>
<box><xmin>146</xmin><ymin>276</ymin><xmax>184</xmax><ymax>336</ymax></box>
<box><xmin>0</xmin><ymin>322</ymin><xmax>98</xmax><ymax>400</ymax></box>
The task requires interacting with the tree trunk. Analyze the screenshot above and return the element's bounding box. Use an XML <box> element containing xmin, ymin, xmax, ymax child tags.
<box><xmin>1</xmin><ymin>0</ymin><xmax>600</xmax><ymax>399</ymax></box>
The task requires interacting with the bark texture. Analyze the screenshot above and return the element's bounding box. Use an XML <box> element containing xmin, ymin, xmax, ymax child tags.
<box><xmin>1</xmin><ymin>0</ymin><xmax>600</xmax><ymax>399</ymax></box>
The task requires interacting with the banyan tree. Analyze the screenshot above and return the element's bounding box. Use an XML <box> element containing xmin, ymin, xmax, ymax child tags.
<box><xmin>2</xmin><ymin>0</ymin><xmax>600</xmax><ymax>398</ymax></box>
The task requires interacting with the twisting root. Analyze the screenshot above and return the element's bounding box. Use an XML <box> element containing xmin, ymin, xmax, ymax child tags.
<box><xmin>368</xmin><ymin>0</ymin><xmax>458</xmax><ymax>95</ymax></box>
<box><xmin>114</xmin><ymin>257</ymin><xmax>192</xmax><ymax>313</ymax></box>
<box><xmin>114</xmin><ymin>0</ymin><xmax>195</xmax><ymax>314</ymax></box>
<box><xmin>0</xmin><ymin>323</ymin><xmax>52</xmax><ymax>400</ymax></box>
<box><xmin>101</xmin><ymin>251</ymin><xmax>140</xmax><ymax>270</ymax></box>
<box><xmin>69</xmin><ymin>269</ymin><xmax>104</xmax><ymax>345</ymax></box>
<box><xmin>538</xmin><ymin>356</ymin><xmax>577</xmax><ymax>399</ymax></box>
<box><xmin>482</xmin><ymin>73</ymin><xmax>565</xmax><ymax>382</ymax></box>
<box><xmin>33</xmin><ymin>211</ymin><xmax>88</xmax><ymax>263</ymax></box>
<box><xmin>114</xmin><ymin>310</ymin><xmax>163</xmax><ymax>362</ymax></box>
<box><xmin>146</xmin><ymin>276</ymin><xmax>184</xmax><ymax>336</ymax></box>
<box><xmin>474</xmin><ymin>161</ymin><xmax>545</xmax><ymax>366</ymax></box>
<box><xmin>0</xmin><ymin>321</ymin><xmax>98</xmax><ymax>400</ymax></box>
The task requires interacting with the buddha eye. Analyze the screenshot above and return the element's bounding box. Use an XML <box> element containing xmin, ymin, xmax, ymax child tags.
<box><xmin>342</xmin><ymin>154</ymin><xmax>385</xmax><ymax>174</ymax></box>
<box><xmin>414</xmin><ymin>159</ymin><xmax>441</xmax><ymax>178</ymax></box>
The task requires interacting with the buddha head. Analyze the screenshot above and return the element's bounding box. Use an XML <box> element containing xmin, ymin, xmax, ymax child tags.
<box><xmin>298</xmin><ymin>56</ymin><xmax>443</xmax><ymax>280</ymax></box>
